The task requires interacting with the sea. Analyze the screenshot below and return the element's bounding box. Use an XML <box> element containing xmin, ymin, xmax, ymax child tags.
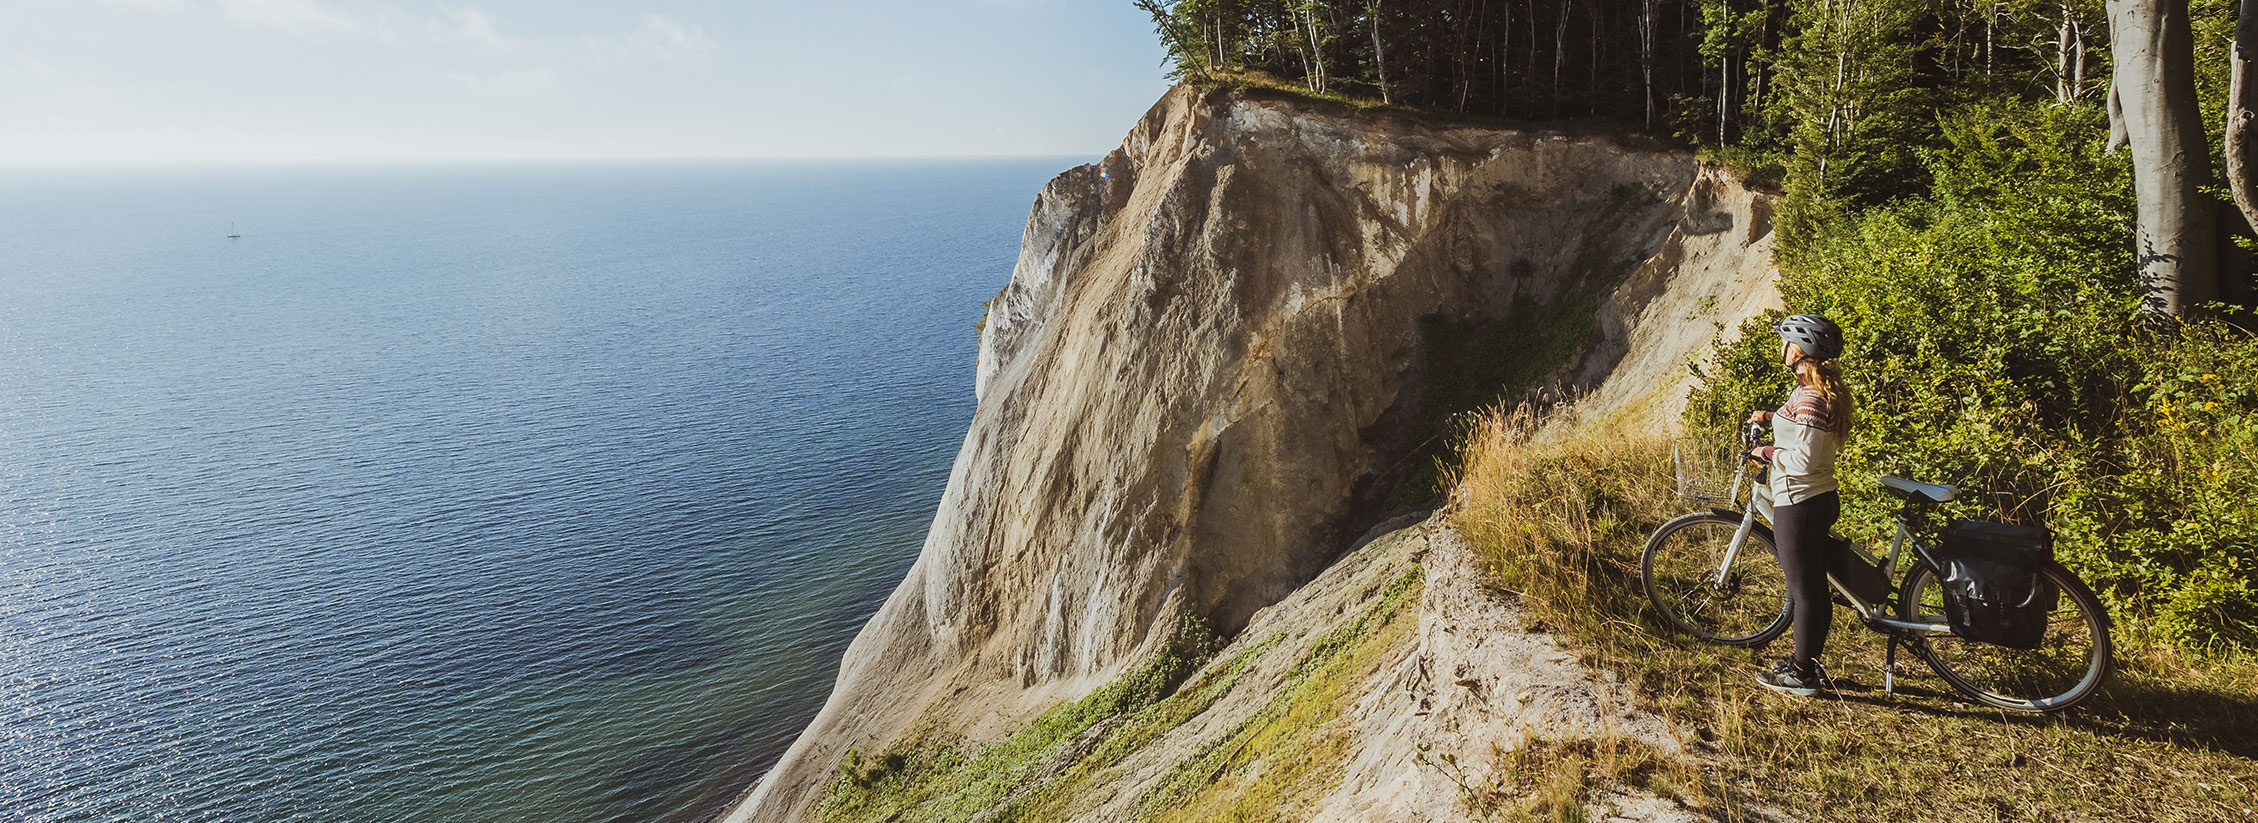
<box><xmin>0</xmin><ymin>159</ymin><xmax>1069</xmax><ymax>823</ymax></box>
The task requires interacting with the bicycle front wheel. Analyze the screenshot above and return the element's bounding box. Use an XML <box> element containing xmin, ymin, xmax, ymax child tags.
<box><xmin>1641</xmin><ymin>512</ymin><xmax>1789</xmax><ymax>646</ymax></box>
<box><xmin>1898</xmin><ymin>561</ymin><xmax>2113</xmax><ymax>713</ymax></box>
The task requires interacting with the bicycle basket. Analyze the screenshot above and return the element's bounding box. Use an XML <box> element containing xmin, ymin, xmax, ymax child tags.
<box><xmin>1672</xmin><ymin>436</ymin><xmax>1745</xmax><ymax>503</ymax></box>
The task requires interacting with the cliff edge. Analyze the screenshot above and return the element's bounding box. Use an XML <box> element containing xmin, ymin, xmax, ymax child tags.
<box><xmin>729</xmin><ymin>85</ymin><xmax>1778</xmax><ymax>823</ymax></box>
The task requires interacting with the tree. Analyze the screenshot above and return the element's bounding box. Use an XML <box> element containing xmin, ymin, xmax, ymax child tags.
<box><xmin>1776</xmin><ymin>0</ymin><xmax>1927</xmax><ymax>207</ymax></box>
<box><xmin>2107</xmin><ymin>0</ymin><xmax>2219</xmax><ymax>317</ymax></box>
<box><xmin>2227</xmin><ymin>0</ymin><xmax>2258</xmax><ymax>237</ymax></box>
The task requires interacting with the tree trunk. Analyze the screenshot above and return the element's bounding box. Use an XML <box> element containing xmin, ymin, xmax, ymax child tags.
<box><xmin>1456</xmin><ymin>0</ymin><xmax>1476</xmax><ymax>111</ymax></box>
<box><xmin>2108</xmin><ymin>79</ymin><xmax>2129</xmax><ymax>150</ymax></box>
<box><xmin>1370</xmin><ymin>1</ymin><xmax>1392</xmax><ymax>104</ymax></box>
<box><xmin>2227</xmin><ymin>0</ymin><xmax>2258</xmax><ymax>236</ymax></box>
<box><xmin>1291</xmin><ymin>5</ymin><xmax>1318</xmax><ymax>92</ymax></box>
<box><xmin>1640</xmin><ymin>0</ymin><xmax>1657</xmax><ymax>128</ymax></box>
<box><xmin>1499</xmin><ymin>0</ymin><xmax>1513</xmax><ymax>110</ymax></box>
<box><xmin>1555</xmin><ymin>0</ymin><xmax>1572</xmax><ymax>114</ymax></box>
<box><xmin>1590</xmin><ymin>0</ymin><xmax>1601</xmax><ymax>116</ymax></box>
<box><xmin>2108</xmin><ymin>0</ymin><xmax>2220</xmax><ymax>317</ymax></box>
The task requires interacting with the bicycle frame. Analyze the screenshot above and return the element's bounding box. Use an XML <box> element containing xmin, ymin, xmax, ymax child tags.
<box><xmin>1707</xmin><ymin>452</ymin><xmax>1953</xmax><ymax>640</ymax></box>
<box><xmin>1661</xmin><ymin>431</ymin><xmax>2113</xmax><ymax>710</ymax></box>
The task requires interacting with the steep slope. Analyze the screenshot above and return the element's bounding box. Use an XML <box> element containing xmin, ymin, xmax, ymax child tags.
<box><xmin>729</xmin><ymin>85</ymin><xmax>1777</xmax><ymax>823</ymax></box>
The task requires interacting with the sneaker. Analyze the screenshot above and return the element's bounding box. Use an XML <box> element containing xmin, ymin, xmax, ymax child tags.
<box><xmin>1755</xmin><ymin>658</ymin><xmax>1826</xmax><ymax>697</ymax></box>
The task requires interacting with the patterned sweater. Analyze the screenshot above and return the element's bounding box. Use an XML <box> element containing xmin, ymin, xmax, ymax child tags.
<box><xmin>1769</xmin><ymin>385</ymin><xmax>1843</xmax><ymax>506</ymax></box>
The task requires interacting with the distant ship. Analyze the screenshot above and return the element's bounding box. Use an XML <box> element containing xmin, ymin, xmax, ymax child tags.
<box><xmin>227</xmin><ymin>223</ymin><xmax>241</xmax><ymax>239</ymax></box>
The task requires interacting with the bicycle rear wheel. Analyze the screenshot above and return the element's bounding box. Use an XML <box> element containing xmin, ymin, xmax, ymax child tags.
<box><xmin>1641</xmin><ymin>512</ymin><xmax>1790</xmax><ymax>646</ymax></box>
<box><xmin>1898</xmin><ymin>561</ymin><xmax>2113</xmax><ymax>713</ymax></box>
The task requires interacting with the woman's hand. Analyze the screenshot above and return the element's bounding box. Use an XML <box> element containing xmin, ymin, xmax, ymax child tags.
<box><xmin>1755</xmin><ymin>445</ymin><xmax>1777</xmax><ymax>462</ymax></box>
<box><xmin>1746</xmin><ymin>410</ymin><xmax>1772</xmax><ymax>425</ymax></box>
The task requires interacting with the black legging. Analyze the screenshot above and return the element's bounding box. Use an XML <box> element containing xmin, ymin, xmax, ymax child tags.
<box><xmin>1772</xmin><ymin>491</ymin><xmax>1842</xmax><ymax>663</ymax></box>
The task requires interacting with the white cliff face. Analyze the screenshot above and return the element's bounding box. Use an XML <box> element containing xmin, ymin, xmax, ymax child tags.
<box><xmin>729</xmin><ymin>86</ymin><xmax>1777</xmax><ymax>823</ymax></box>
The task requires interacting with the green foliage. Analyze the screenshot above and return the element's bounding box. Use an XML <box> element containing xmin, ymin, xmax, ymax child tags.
<box><xmin>1137</xmin><ymin>566</ymin><xmax>1424</xmax><ymax>820</ymax></box>
<box><xmin>814</xmin><ymin>561</ymin><xmax>1429</xmax><ymax>823</ymax></box>
<box><xmin>1774</xmin><ymin>0</ymin><xmax>1930</xmax><ymax>212</ymax></box>
<box><xmin>1685</xmin><ymin>97</ymin><xmax>2258</xmax><ymax>649</ymax></box>
<box><xmin>817</xmin><ymin>615</ymin><xmax>1222</xmax><ymax>823</ymax></box>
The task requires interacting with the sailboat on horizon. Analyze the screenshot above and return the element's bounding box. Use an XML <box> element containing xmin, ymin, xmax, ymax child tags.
<box><xmin>227</xmin><ymin>222</ymin><xmax>240</xmax><ymax>239</ymax></box>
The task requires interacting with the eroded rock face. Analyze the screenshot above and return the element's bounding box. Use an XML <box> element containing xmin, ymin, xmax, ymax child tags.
<box><xmin>728</xmin><ymin>85</ymin><xmax>1775</xmax><ymax>822</ymax></box>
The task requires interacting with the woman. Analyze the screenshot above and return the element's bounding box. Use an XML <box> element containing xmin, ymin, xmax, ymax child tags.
<box><xmin>1746</xmin><ymin>313</ymin><xmax>1852</xmax><ymax>697</ymax></box>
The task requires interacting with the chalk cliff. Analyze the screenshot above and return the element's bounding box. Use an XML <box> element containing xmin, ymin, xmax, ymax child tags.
<box><xmin>728</xmin><ymin>84</ymin><xmax>1778</xmax><ymax>822</ymax></box>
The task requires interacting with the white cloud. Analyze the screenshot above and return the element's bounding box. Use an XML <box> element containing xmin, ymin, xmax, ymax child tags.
<box><xmin>432</xmin><ymin>5</ymin><xmax>514</xmax><ymax>50</ymax></box>
<box><xmin>12</xmin><ymin>56</ymin><xmax>62</xmax><ymax>78</ymax></box>
<box><xmin>219</xmin><ymin>0</ymin><xmax>359</xmax><ymax>36</ymax></box>
<box><xmin>90</xmin><ymin>0</ymin><xmax>191</xmax><ymax>10</ymax></box>
<box><xmin>443</xmin><ymin>66</ymin><xmax>556</xmax><ymax>93</ymax></box>
<box><xmin>602</xmin><ymin>14</ymin><xmax>715</xmax><ymax>59</ymax></box>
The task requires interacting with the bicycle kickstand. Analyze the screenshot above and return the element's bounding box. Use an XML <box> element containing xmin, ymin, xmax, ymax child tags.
<box><xmin>1884</xmin><ymin>636</ymin><xmax>1898</xmax><ymax>697</ymax></box>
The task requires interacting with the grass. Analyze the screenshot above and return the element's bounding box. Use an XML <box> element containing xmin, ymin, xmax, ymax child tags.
<box><xmin>813</xmin><ymin>562</ymin><xmax>1427</xmax><ymax>823</ymax></box>
<box><xmin>1138</xmin><ymin>567</ymin><xmax>1424</xmax><ymax>822</ymax></box>
<box><xmin>1448</xmin><ymin>404</ymin><xmax>2258</xmax><ymax>822</ymax></box>
<box><xmin>815</xmin><ymin>617</ymin><xmax>1228</xmax><ymax>823</ymax></box>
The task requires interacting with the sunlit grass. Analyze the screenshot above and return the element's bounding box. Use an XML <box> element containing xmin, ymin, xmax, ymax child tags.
<box><xmin>813</xmin><ymin>564</ymin><xmax>1428</xmax><ymax>823</ymax></box>
<box><xmin>1448</xmin><ymin>403</ymin><xmax>2258</xmax><ymax>821</ymax></box>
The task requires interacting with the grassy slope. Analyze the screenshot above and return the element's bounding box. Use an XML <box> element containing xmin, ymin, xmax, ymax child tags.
<box><xmin>812</xmin><ymin>567</ymin><xmax>1425</xmax><ymax>823</ymax></box>
<box><xmin>1448</xmin><ymin>406</ymin><xmax>2258</xmax><ymax>822</ymax></box>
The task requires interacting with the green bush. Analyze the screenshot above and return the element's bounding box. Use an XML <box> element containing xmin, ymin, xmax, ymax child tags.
<box><xmin>1685</xmin><ymin>99</ymin><xmax>2258</xmax><ymax>649</ymax></box>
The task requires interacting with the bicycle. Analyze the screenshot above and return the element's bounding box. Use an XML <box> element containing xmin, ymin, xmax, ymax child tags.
<box><xmin>1639</xmin><ymin>423</ymin><xmax>2114</xmax><ymax>713</ymax></box>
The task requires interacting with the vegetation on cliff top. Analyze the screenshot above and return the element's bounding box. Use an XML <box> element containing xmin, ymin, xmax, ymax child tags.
<box><xmin>1136</xmin><ymin>0</ymin><xmax>2258</xmax><ymax>648</ymax></box>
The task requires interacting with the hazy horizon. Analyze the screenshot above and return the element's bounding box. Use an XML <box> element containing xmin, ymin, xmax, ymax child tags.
<box><xmin>0</xmin><ymin>0</ymin><xmax>1173</xmax><ymax>168</ymax></box>
<box><xmin>0</xmin><ymin>153</ymin><xmax>1113</xmax><ymax>172</ymax></box>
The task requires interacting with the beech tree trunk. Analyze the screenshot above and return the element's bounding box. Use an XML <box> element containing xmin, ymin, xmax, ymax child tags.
<box><xmin>1554</xmin><ymin>0</ymin><xmax>1571</xmax><ymax>114</ymax></box>
<box><xmin>2107</xmin><ymin>0</ymin><xmax>2219</xmax><ymax>317</ymax></box>
<box><xmin>2228</xmin><ymin>0</ymin><xmax>2258</xmax><ymax>235</ymax></box>
<box><xmin>1370</xmin><ymin>1</ymin><xmax>1391</xmax><ymax>104</ymax></box>
<box><xmin>1641</xmin><ymin>0</ymin><xmax>1657</xmax><ymax>128</ymax></box>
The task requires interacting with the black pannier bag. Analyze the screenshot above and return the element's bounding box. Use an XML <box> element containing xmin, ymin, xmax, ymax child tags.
<box><xmin>1828</xmin><ymin>532</ymin><xmax>1891</xmax><ymax>604</ymax></box>
<box><xmin>1936</xmin><ymin>521</ymin><xmax>2059</xmax><ymax>650</ymax></box>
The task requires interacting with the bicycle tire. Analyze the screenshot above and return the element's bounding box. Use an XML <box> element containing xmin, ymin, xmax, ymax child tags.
<box><xmin>1898</xmin><ymin>560</ymin><xmax>2113</xmax><ymax>713</ymax></box>
<box><xmin>1641</xmin><ymin>512</ymin><xmax>1790</xmax><ymax>646</ymax></box>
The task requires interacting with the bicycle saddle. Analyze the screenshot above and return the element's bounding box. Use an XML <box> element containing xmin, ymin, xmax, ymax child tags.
<box><xmin>1879</xmin><ymin>475</ymin><xmax>1957</xmax><ymax>503</ymax></box>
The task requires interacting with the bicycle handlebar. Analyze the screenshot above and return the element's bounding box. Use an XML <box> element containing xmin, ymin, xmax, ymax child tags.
<box><xmin>1740</xmin><ymin>421</ymin><xmax>1768</xmax><ymax>465</ymax></box>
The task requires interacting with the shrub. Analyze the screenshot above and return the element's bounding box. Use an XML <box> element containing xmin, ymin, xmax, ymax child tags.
<box><xmin>1685</xmin><ymin>99</ymin><xmax>2258</xmax><ymax>649</ymax></box>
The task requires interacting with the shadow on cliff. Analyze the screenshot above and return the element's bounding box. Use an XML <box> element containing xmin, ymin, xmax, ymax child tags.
<box><xmin>1362</xmin><ymin>184</ymin><xmax>1663</xmax><ymax>520</ymax></box>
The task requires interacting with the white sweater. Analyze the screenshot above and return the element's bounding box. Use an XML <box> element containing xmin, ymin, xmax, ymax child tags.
<box><xmin>1769</xmin><ymin>385</ymin><xmax>1842</xmax><ymax>506</ymax></box>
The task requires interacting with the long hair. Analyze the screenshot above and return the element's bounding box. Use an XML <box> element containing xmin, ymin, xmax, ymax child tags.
<box><xmin>1792</xmin><ymin>352</ymin><xmax>1854</xmax><ymax>433</ymax></box>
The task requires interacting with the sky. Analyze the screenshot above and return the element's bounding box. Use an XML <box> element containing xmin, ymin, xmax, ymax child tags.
<box><xmin>0</xmin><ymin>0</ymin><xmax>1176</xmax><ymax>166</ymax></box>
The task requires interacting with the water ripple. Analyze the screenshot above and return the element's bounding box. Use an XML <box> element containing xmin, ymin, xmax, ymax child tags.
<box><xmin>0</xmin><ymin>160</ymin><xmax>1066</xmax><ymax>823</ymax></box>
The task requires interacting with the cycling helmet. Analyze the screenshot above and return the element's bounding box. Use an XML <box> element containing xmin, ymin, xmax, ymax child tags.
<box><xmin>1774</xmin><ymin>313</ymin><xmax>1843</xmax><ymax>361</ymax></box>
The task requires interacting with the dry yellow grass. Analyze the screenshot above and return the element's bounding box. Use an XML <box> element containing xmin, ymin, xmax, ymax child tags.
<box><xmin>1447</xmin><ymin>403</ymin><xmax>2258</xmax><ymax>822</ymax></box>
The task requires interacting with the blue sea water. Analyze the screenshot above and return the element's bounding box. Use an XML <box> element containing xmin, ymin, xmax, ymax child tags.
<box><xmin>0</xmin><ymin>160</ymin><xmax>1066</xmax><ymax>823</ymax></box>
